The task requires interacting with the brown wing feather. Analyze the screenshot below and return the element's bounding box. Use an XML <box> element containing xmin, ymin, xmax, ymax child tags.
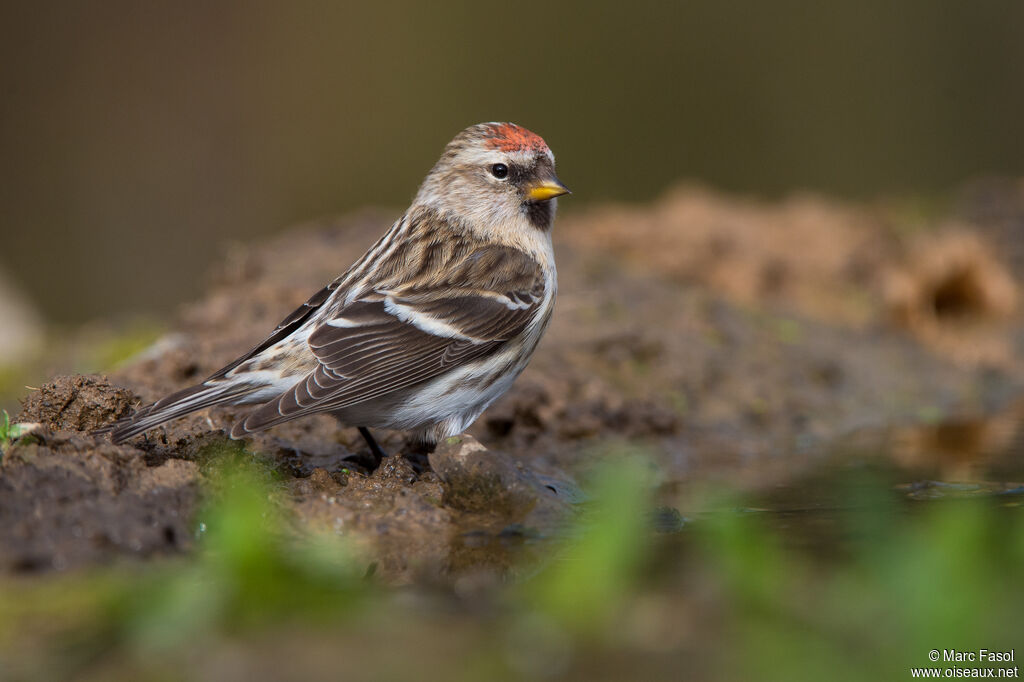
<box><xmin>205</xmin><ymin>214</ymin><xmax>412</xmax><ymax>381</ymax></box>
<box><xmin>206</xmin><ymin>282</ymin><xmax>337</xmax><ymax>381</ymax></box>
<box><xmin>232</xmin><ymin>243</ymin><xmax>545</xmax><ymax>435</ymax></box>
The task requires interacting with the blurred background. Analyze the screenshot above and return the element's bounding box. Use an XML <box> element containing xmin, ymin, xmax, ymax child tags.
<box><xmin>3</xmin><ymin>5</ymin><xmax>1024</xmax><ymax>680</ymax></box>
<box><xmin>2</xmin><ymin>0</ymin><xmax>1024</xmax><ymax>325</ymax></box>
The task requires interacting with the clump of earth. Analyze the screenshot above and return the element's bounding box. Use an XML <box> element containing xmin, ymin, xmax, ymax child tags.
<box><xmin>6</xmin><ymin>179</ymin><xmax>1024</xmax><ymax>578</ymax></box>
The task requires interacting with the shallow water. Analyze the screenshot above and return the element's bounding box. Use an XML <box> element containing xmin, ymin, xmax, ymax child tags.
<box><xmin>666</xmin><ymin>404</ymin><xmax>1024</xmax><ymax>558</ymax></box>
<box><xmin>448</xmin><ymin>402</ymin><xmax>1024</xmax><ymax>579</ymax></box>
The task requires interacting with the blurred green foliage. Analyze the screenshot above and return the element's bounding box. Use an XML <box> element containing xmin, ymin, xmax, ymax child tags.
<box><xmin>0</xmin><ymin>449</ymin><xmax>1020</xmax><ymax>681</ymax></box>
<box><xmin>126</xmin><ymin>442</ymin><xmax>368</xmax><ymax>649</ymax></box>
<box><xmin>86</xmin><ymin>321</ymin><xmax>165</xmax><ymax>372</ymax></box>
<box><xmin>525</xmin><ymin>454</ymin><xmax>653</xmax><ymax>634</ymax></box>
<box><xmin>0</xmin><ymin>319</ymin><xmax>165</xmax><ymax>415</ymax></box>
<box><xmin>701</xmin><ymin>496</ymin><xmax>1023</xmax><ymax>681</ymax></box>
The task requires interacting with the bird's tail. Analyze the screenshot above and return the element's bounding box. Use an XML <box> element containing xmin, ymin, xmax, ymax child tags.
<box><xmin>99</xmin><ymin>381</ymin><xmax>260</xmax><ymax>444</ymax></box>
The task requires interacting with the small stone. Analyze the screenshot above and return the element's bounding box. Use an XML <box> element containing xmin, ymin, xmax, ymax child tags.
<box><xmin>428</xmin><ymin>434</ymin><xmax>566</xmax><ymax>519</ymax></box>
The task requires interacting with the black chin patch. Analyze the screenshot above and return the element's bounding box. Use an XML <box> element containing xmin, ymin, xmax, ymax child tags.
<box><xmin>525</xmin><ymin>199</ymin><xmax>554</xmax><ymax>229</ymax></box>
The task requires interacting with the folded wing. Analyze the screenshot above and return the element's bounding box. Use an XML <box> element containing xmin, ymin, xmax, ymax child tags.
<box><xmin>231</xmin><ymin>246</ymin><xmax>545</xmax><ymax>435</ymax></box>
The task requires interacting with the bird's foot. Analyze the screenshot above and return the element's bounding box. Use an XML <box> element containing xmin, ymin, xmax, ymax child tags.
<box><xmin>342</xmin><ymin>453</ymin><xmax>381</xmax><ymax>473</ymax></box>
<box><xmin>343</xmin><ymin>426</ymin><xmax>387</xmax><ymax>473</ymax></box>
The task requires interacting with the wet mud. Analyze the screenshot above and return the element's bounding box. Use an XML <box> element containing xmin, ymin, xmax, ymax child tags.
<box><xmin>5</xmin><ymin>180</ymin><xmax>1024</xmax><ymax>579</ymax></box>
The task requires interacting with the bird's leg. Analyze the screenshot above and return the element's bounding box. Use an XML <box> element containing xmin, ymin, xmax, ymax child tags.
<box><xmin>357</xmin><ymin>426</ymin><xmax>387</xmax><ymax>468</ymax></box>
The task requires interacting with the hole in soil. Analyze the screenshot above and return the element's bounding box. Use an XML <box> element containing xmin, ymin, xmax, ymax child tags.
<box><xmin>10</xmin><ymin>556</ymin><xmax>46</xmax><ymax>573</ymax></box>
<box><xmin>931</xmin><ymin>267</ymin><xmax>987</xmax><ymax>319</ymax></box>
<box><xmin>486</xmin><ymin>417</ymin><xmax>515</xmax><ymax>437</ymax></box>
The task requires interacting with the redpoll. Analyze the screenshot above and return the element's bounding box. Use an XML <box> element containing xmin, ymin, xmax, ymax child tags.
<box><xmin>106</xmin><ymin>122</ymin><xmax>568</xmax><ymax>466</ymax></box>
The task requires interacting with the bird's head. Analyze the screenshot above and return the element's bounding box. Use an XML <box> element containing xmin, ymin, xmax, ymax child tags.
<box><xmin>414</xmin><ymin>122</ymin><xmax>570</xmax><ymax>233</ymax></box>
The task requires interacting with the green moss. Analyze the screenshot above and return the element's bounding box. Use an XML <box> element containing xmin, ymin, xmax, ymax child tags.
<box><xmin>87</xmin><ymin>320</ymin><xmax>164</xmax><ymax>371</ymax></box>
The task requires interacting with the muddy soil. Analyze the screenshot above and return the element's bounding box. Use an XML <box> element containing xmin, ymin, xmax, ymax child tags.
<box><xmin>6</xmin><ymin>180</ymin><xmax>1024</xmax><ymax>579</ymax></box>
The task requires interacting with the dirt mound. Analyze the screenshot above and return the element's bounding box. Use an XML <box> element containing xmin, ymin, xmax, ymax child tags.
<box><xmin>0</xmin><ymin>432</ymin><xmax>196</xmax><ymax>572</ymax></box>
<box><xmin>17</xmin><ymin>374</ymin><xmax>136</xmax><ymax>432</ymax></box>
<box><xmin>561</xmin><ymin>185</ymin><xmax>1022</xmax><ymax>368</ymax></box>
<box><xmin>3</xmin><ymin>184</ymin><xmax>1023</xmax><ymax>577</ymax></box>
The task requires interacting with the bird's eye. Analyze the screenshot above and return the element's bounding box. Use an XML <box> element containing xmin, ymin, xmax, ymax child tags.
<box><xmin>490</xmin><ymin>163</ymin><xmax>509</xmax><ymax>179</ymax></box>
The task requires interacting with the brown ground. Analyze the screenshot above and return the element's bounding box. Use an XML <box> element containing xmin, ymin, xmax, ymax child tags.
<box><xmin>6</xmin><ymin>179</ymin><xmax>1024</xmax><ymax>579</ymax></box>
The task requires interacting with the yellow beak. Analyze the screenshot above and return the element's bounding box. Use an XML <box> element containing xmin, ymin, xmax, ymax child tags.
<box><xmin>527</xmin><ymin>177</ymin><xmax>571</xmax><ymax>202</ymax></box>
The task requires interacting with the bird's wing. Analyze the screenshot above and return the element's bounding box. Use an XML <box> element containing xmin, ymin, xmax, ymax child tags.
<box><xmin>205</xmin><ymin>281</ymin><xmax>339</xmax><ymax>381</ymax></box>
<box><xmin>204</xmin><ymin>213</ymin><xmax>415</xmax><ymax>382</ymax></box>
<box><xmin>231</xmin><ymin>243</ymin><xmax>547</xmax><ymax>434</ymax></box>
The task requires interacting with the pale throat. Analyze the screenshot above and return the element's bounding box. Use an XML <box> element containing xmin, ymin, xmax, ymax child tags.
<box><xmin>464</xmin><ymin>204</ymin><xmax>557</xmax><ymax>270</ymax></box>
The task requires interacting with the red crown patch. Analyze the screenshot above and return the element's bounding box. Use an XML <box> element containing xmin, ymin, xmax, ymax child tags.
<box><xmin>484</xmin><ymin>123</ymin><xmax>548</xmax><ymax>153</ymax></box>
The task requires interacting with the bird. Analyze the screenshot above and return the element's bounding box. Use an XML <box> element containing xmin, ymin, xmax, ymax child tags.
<box><xmin>104</xmin><ymin>122</ymin><xmax>569</xmax><ymax>468</ymax></box>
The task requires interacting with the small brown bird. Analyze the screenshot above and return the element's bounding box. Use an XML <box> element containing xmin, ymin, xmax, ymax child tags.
<box><xmin>106</xmin><ymin>122</ymin><xmax>568</xmax><ymax>465</ymax></box>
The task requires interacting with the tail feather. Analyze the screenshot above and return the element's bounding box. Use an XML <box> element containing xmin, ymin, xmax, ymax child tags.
<box><xmin>103</xmin><ymin>382</ymin><xmax>259</xmax><ymax>444</ymax></box>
